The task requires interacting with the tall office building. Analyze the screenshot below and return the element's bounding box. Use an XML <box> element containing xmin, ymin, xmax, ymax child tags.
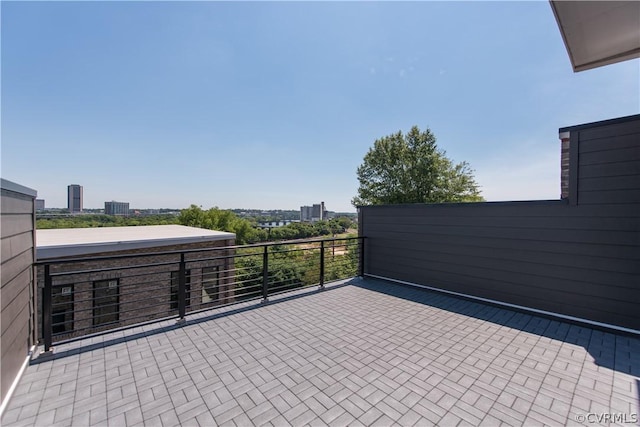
<box><xmin>67</xmin><ymin>185</ymin><xmax>83</xmax><ymax>213</ymax></box>
<box><xmin>300</xmin><ymin>201</ymin><xmax>327</xmax><ymax>222</ymax></box>
<box><xmin>104</xmin><ymin>201</ymin><xmax>130</xmax><ymax>216</ymax></box>
<box><xmin>35</xmin><ymin>199</ymin><xmax>45</xmax><ymax>211</ymax></box>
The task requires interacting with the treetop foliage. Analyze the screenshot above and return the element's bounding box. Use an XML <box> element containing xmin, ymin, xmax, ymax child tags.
<box><xmin>178</xmin><ymin>205</ymin><xmax>356</xmax><ymax>245</ymax></box>
<box><xmin>352</xmin><ymin>126</ymin><xmax>483</xmax><ymax>207</ymax></box>
<box><xmin>36</xmin><ymin>214</ymin><xmax>178</xmax><ymax>229</ymax></box>
<box><xmin>178</xmin><ymin>205</ymin><xmax>257</xmax><ymax>245</ymax></box>
<box><xmin>36</xmin><ymin>206</ymin><xmax>357</xmax><ymax>246</ymax></box>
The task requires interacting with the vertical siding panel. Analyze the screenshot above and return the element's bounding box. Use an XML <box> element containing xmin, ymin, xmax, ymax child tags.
<box><xmin>576</xmin><ymin>116</ymin><xmax>640</xmax><ymax>207</ymax></box>
<box><xmin>360</xmin><ymin>115</ymin><xmax>640</xmax><ymax>331</ymax></box>
<box><xmin>0</xmin><ymin>180</ymin><xmax>37</xmax><ymax>405</ymax></box>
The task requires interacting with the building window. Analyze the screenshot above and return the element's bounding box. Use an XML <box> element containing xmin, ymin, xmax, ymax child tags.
<box><xmin>202</xmin><ymin>266</ymin><xmax>220</xmax><ymax>303</ymax></box>
<box><xmin>52</xmin><ymin>285</ymin><xmax>74</xmax><ymax>334</ymax></box>
<box><xmin>93</xmin><ymin>279</ymin><xmax>119</xmax><ymax>326</ymax></box>
<box><xmin>170</xmin><ymin>270</ymin><xmax>191</xmax><ymax>310</ymax></box>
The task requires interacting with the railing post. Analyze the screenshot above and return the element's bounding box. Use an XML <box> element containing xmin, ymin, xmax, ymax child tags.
<box><xmin>43</xmin><ymin>264</ymin><xmax>53</xmax><ymax>352</ymax></box>
<box><xmin>262</xmin><ymin>245</ymin><xmax>269</xmax><ymax>302</ymax></box>
<box><xmin>319</xmin><ymin>240</ymin><xmax>325</xmax><ymax>290</ymax></box>
<box><xmin>178</xmin><ymin>253</ymin><xmax>186</xmax><ymax>320</ymax></box>
<box><xmin>358</xmin><ymin>237</ymin><xmax>364</xmax><ymax>277</ymax></box>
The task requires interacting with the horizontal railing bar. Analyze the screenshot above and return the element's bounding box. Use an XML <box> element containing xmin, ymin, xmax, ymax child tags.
<box><xmin>55</xmin><ymin>296</ymin><xmax>175</xmax><ymax>317</ymax></box>
<box><xmin>51</xmin><ymin>255</ymin><xmax>252</xmax><ymax>279</ymax></box>
<box><xmin>224</xmin><ymin>290</ymin><xmax>261</xmax><ymax>300</ymax></box>
<box><xmin>229</xmin><ymin>280</ymin><xmax>263</xmax><ymax>289</ymax></box>
<box><xmin>37</xmin><ymin>236</ymin><xmax>361</xmax><ymax>265</ymax></box>
<box><xmin>47</xmin><ymin>251</ymin><xmax>356</xmax><ymax>280</ymax></box>
<box><xmin>50</xmin><ymin>265</ymin><xmax>257</xmax><ymax>288</ymax></box>
<box><xmin>42</xmin><ymin>236</ymin><xmax>364</xmax><ymax>345</ymax></box>
<box><xmin>52</xmin><ymin>312</ymin><xmax>181</xmax><ymax>337</ymax></box>
<box><xmin>184</xmin><ymin>295</ymin><xmax>263</xmax><ymax>316</ymax></box>
<box><xmin>52</xmin><ymin>274</ymin><xmax>354</xmax><ymax>308</ymax></box>
<box><xmin>267</xmin><ymin>284</ymin><xmax>307</xmax><ymax>294</ymax></box>
<box><xmin>51</xmin><ymin>320</ymin><xmax>73</xmax><ymax>329</ymax></box>
<box><xmin>48</xmin><ymin>260</ymin><xmax>181</xmax><ymax>277</ymax></box>
<box><xmin>51</xmin><ymin>285</ymin><xmax>173</xmax><ymax>304</ymax></box>
<box><xmin>49</xmin><ymin>251</ymin><xmax>264</xmax><ymax>278</ymax></box>
<box><xmin>266</xmin><ymin>284</ymin><xmax>318</xmax><ymax>299</ymax></box>
<box><xmin>53</xmin><ymin>271</ymin><xmax>181</xmax><ymax>283</ymax></box>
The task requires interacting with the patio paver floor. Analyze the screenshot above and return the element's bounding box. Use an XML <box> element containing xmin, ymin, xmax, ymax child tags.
<box><xmin>2</xmin><ymin>277</ymin><xmax>639</xmax><ymax>426</ymax></box>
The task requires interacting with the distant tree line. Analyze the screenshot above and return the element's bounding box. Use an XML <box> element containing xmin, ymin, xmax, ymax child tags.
<box><xmin>36</xmin><ymin>206</ymin><xmax>357</xmax><ymax>246</ymax></box>
<box><xmin>177</xmin><ymin>205</ymin><xmax>360</xmax><ymax>297</ymax></box>
<box><xmin>177</xmin><ymin>205</ymin><xmax>356</xmax><ymax>245</ymax></box>
<box><xmin>262</xmin><ymin>218</ymin><xmax>354</xmax><ymax>242</ymax></box>
<box><xmin>231</xmin><ymin>209</ymin><xmax>301</xmax><ymax>222</ymax></box>
<box><xmin>36</xmin><ymin>214</ymin><xmax>179</xmax><ymax>229</ymax></box>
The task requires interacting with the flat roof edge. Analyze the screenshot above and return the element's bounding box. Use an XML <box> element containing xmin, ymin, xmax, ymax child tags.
<box><xmin>1</xmin><ymin>178</ymin><xmax>37</xmax><ymax>198</ymax></box>
<box><xmin>549</xmin><ymin>0</ymin><xmax>576</xmax><ymax>72</ymax></box>
<box><xmin>357</xmin><ymin>199</ymin><xmax>568</xmax><ymax>209</ymax></box>
<box><xmin>559</xmin><ymin>114</ymin><xmax>640</xmax><ymax>133</ymax></box>
<box><xmin>36</xmin><ymin>233</ymin><xmax>236</xmax><ymax>260</ymax></box>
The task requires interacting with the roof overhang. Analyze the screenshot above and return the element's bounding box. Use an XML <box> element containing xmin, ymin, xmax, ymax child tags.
<box><xmin>550</xmin><ymin>1</ymin><xmax>640</xmax><ymax>72</ymax></box>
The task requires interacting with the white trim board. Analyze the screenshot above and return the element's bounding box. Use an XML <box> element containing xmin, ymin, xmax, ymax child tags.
<box><xmin>0</xmin><ymin>345</ymin><xmax>36</xmax><ymax>418</ymax></box>
<box><xmin>365</xmin><ymin>274</ymin><xmax>640</xmax><ymax>336</ymax></box>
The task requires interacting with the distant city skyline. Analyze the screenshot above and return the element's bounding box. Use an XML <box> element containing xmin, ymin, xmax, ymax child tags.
<box><xmin>39</xmin><ymin>184</ymin><xmax>342</xmax><ymax>212</ymax></box>
<box><xmin>2</xmin><ymin>2</ymin><xmax>638</xmax><ymax>212</ymax></box>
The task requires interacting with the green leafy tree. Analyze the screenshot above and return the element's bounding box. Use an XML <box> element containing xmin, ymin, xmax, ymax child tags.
<box><xmin>177</xmin><ymin>205</ymin><xmax>259</xmax><ymax>244</ymax></box>
<box><xmin>352</xmin><ymin>126</ymin><xmax>483</xmax><ymax>206</ymax></box>
<box><xmin>233</xmin><ymin>250</ymin><xmax>264</xmax><ymax>300</ymax></box>
<box><xmin>327</xmin><ymin>219</ymin><xmax>346</xmax><ymax>236</ymax></box>
<box><xmin>36</xmin><ymin>214</ymin><xmax>179</xmax><ymax>229</ymax></box>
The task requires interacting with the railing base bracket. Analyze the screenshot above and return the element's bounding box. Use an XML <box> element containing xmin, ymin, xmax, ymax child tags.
<box><xmin>38</xmin><ymin>349</ymin><xmax>54</xmax><ymax>360</ymax></box>
<box><xmin>175</xmin><ymin>318</ymin><xmax>186</xmax><ymax>325</ymax></box>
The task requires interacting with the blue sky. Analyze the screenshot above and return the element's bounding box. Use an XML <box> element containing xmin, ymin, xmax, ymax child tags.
<box><xmin>2</xmin><ymin>1</ymin><xmax>638</xmax><ymax>212</ymax></box>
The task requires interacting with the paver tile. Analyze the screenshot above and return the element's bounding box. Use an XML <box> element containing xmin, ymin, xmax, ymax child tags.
<box><xmin>3</xmin><ymin>279</ymin><xmax>638</xmax><ymax>427</ymax></box>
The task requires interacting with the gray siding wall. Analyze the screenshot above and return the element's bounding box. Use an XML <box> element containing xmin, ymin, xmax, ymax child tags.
<box><xmin>360</xmin><ymin>115</ymin><xmax>640</xmax><ymax>331</ymax></box>
<box><xmin>1</xmin><ymin>180</ymin><xmax>37</xmax><ymax>403</ymax></box>
<box><xmin>575</xmin><ymin>119</ymin><xmax>640</xmax><ymax>205</ymax></box>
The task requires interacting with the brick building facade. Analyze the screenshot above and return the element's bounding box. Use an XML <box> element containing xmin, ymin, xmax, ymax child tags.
<box><xmin>36</xmin><ymin>225</ymin><xmax>236</xmax><ymax>341</ymax></box>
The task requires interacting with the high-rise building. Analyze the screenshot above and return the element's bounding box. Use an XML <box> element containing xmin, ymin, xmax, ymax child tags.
<box><xmin>104</xmin><ymin>201</ymin><xmax>130</xmax><ymax>216</ymax></box>
<box><xmin>67</xmin><ymin>185</ymin><xmax>83</xmax><ymax>213</ymax></box>
<box><xmin>300</xmin><ymin>201</ymin><xmax>327</xmax><ymax>222</ymax></box>
<box><xmin>35</xmin><ymin>199</ymin><xmax>45</xmax><ymax>211</ymax></box>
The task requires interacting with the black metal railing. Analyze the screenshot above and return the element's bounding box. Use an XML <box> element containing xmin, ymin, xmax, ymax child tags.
<box><xmin>38</xmin><ymin>236</ymin><xmax>364</xmax><ymax>351</ymax></box>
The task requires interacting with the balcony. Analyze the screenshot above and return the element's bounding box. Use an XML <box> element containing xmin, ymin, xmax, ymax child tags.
<box><xmin>2</xmin><ymin>114</ymin><xmax>639</xmax><ymax>424</ymax></box>
<box><xmin>2</xmin><ymin>275</ymin><xmax>639</xmax><ymax>426</ymax></box>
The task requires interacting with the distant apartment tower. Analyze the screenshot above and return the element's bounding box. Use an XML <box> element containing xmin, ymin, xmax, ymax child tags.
<box><xmin>35</xmin><ymin>199</ymin><xmax>45</xmax><ymax>211</ymax></box>
<box><xmin>67</xmin><ymin>185</ymin><xmax>83</xmax><ymax>213</ymax></box>
<box><xmin>300</xmin><ymin>201</ymin><xmax>327</xmax><ymax>222</ymax></box>
<box><xmin>105</xmin><ymin>201</ymin><xmax>130</xmax><ymax>216</ymax></box>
